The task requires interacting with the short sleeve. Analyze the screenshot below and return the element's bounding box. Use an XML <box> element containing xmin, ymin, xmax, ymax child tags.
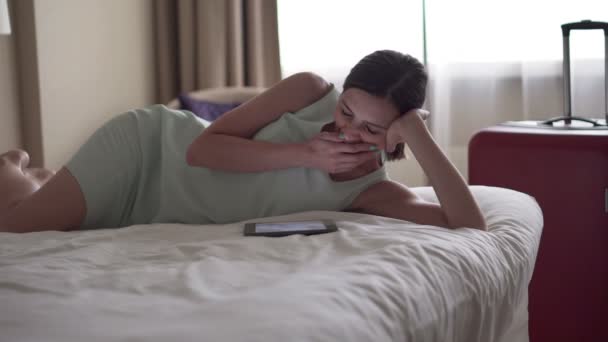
<box><xmin>288</xmin><ymin>84</ymin><xmax>339</xmax><ymax>122</ymax></box>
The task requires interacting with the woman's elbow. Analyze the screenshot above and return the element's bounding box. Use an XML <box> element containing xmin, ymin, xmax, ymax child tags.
<box><xmin>450</xmin><ymin>217</ymin><xmax>488</xmax><ymax>231</ymax></box>
<box><xmin>465</xmin><ymin>221</ymin><xmax>488</xmax><ymax>231</ymax></box>
<box><xmin>476</xmin><ymin>218</ymin><xmax>488</xmax><ymax>231</ymax></box>
<box><xmin>470</xmin><ymin>213</ymin><xmax>488</xmax><ymax>231</ymax></box>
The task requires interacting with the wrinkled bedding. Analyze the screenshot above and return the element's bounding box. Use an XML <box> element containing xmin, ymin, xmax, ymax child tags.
<box><xmin>0</xmin><ymin>186</ymin><xmax>543</xmax><ymax>342</ymax></box>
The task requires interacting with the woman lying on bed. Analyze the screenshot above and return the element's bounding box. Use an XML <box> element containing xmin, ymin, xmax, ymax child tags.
<box><xmin>0</xmin><ymin>50</ymin><xmax>486</xmax><ymax>233</ymax></box>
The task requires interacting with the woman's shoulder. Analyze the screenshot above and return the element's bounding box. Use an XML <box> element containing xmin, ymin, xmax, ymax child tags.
<box><xmin>284</xmin><ymin>74</ymin><xmax>338</xmax><ymax>119</ymax></box>
<box><xmin>283</xmin><ymin>72</ymin><xmax>335</xmax><ymax>113</ymax></box>
<box><xmin>289</xmin><ymin>72</ymin><xmax>331</xmax><ymax>95</ymax></box>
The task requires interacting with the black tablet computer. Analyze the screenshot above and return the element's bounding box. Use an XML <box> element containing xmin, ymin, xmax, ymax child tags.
<box><xmin>244</xmin><ymin>220</ymin><xmax>338</xmax><ymax>237</ymax></box>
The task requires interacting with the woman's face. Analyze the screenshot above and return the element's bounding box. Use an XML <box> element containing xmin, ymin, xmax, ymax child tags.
<box><xmin>334</xmin><ymin>88</ymin><xmax>400</xmax><ymax>151</ymax></box>
<box><xmin>0</xmin><ymin>150</ymin><xmax>55</xmax><ymax>211</ymax></box>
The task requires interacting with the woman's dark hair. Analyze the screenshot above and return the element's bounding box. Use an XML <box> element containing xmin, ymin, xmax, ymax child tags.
<box><xmin>343</xmin><ymin>50</ymin><xmax>428</xmax><ymax>161</ymax></box>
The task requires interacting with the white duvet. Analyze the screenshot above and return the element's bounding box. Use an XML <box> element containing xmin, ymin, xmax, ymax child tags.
<box><xmin>0</xmin><ymin>186</ymin><xmax>543</xmax><ymax>342</ymax></box>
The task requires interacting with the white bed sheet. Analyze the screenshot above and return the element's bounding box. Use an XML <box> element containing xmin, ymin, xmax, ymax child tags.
<box><xmin>0</xmin><ymin>186</ymin><xmax>543</xmax><ymax>342</ymax></box>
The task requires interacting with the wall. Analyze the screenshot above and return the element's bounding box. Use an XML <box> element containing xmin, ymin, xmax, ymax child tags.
<box><xmin>33</xmin><ymin>0</ymin><xmax>156</xmax><ymax>170</ymax></box>
<box><xmin>0</xmin><ymin>27</ymin><xmax>21</xmax><ymax>152</ymax></box>
<box><xmin>2</xmin><ymin>0</ymin><xmax>156</xmax><ymax>170</ymax></box>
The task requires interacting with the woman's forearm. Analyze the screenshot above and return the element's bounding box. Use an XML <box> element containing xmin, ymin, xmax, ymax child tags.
<box><xmin>403</xmin><ymin>117</ymin><xmax>486</xmax><ymax>230</ymax></box>
<box><xmin>186</xmin><ymin>134</ymin><xmax>310</xmax><ymax>172</ymax></box>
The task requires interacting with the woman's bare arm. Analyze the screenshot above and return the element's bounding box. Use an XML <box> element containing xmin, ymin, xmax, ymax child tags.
<box><xmin>400</xmin><ymin>114</ymin><xmax>486</xmax><ymax>229</ymax></box>
<box><xmin>186</xmin><ymin>72</ymin><xmax>331</xmax><ymax>172</ymax></box>
<box><xmin>351</xmin><ymin>113</ymin><xmax>487</xmax><ymax>230</ymax></box>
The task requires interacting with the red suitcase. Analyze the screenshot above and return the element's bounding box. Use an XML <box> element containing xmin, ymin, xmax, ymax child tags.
<box><xmin>469</xmin><ymin>21</ymin><xmax>608</xmax><ymax>342</ymax></box>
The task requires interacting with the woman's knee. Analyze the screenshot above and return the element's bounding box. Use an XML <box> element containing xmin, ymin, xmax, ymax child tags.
<box><xmin>0</xmin><ymin>168</ymin><xmax>86</xmax><ymax>233</ymax></box>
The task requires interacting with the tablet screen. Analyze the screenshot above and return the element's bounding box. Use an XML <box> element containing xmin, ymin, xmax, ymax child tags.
<box><xmin>255</xmin><ymin>221</ymin><xmax>326</xmax><ymax>233</ymax></box>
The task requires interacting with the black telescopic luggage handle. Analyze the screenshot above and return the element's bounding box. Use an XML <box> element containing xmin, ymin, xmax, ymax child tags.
<box><xmin>562</xmin><ymin>20</ymin><xmax>608</xmax><ymax>36</ymax></box>
<box><xmin>549</xmin><ymin>20</ymin><xmax>608</xmax><ymax>126</ymax></box>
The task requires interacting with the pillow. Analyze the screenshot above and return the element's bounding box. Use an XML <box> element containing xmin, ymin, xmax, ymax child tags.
<box><xmin>178</xmin><ymin>93</ymin><xmax>241</xmax><ymax>121</ymax></box>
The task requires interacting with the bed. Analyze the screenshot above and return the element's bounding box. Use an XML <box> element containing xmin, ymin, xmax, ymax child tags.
<box><xmin>0</xmin><ymin>186</ymin><xmax>542</xmax><ymax>342</ymax></box>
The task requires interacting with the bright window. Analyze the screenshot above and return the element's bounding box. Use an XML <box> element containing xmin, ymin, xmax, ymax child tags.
<box><xmin>426</xmin><ymin>0</ymin><xmax>608</xmax><ymax>63</ymax></box>
<box><xmin>277</xmin><ymin>0</ymin><xmax>424</xmax><ymax>89</ymax></box>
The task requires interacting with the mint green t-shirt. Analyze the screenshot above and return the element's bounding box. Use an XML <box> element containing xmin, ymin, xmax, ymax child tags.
<box><xmin>67</xmin><ymin>87</ymin><xmax>388</xmax><ymax>229</ymax></box>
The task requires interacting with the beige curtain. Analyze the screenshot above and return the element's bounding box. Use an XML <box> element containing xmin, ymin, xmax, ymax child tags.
<box><xmin>154</xmin><ymin>0</ymin><xmax>282</xmax><ymax>103</ymax></box>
